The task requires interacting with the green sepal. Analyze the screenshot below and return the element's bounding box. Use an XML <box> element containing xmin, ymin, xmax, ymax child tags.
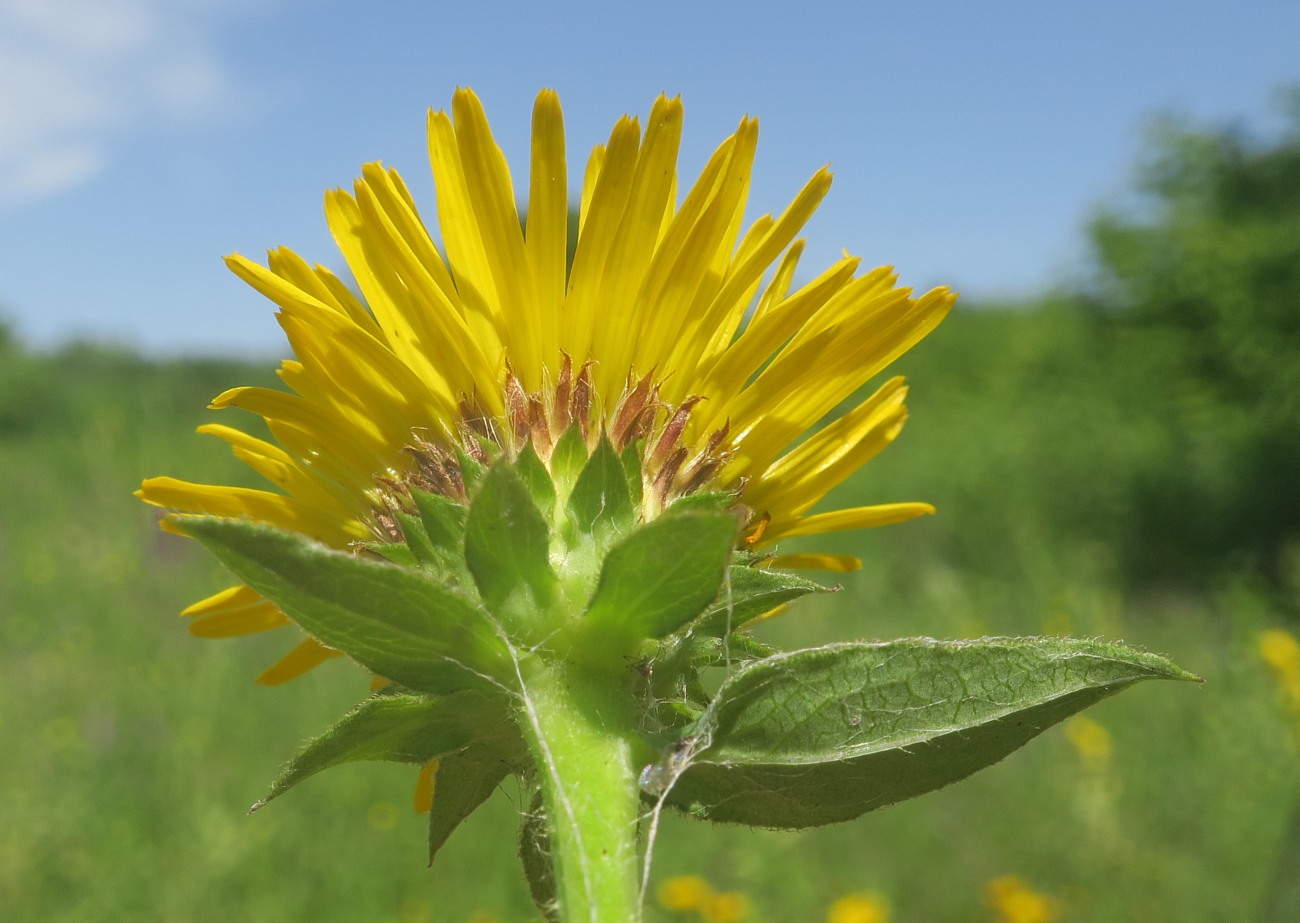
<box><xmin>428</xmin><ymin>746</ymin><xmax>518</xmax><ymax>865</ymax></box>
<box><xmin>514</xmin><ymin>440</ymin><xmax>558</xmax><ymax>517</ymax></box>
<box><xmin>583</xmin><ymin>511</ymin><xmax>739</xmax><ymax>643</ymax></box>
<box><xmin>566</xmin><ymin>434</ymin><xmax>633</xmax><ymax>534</ymax></box>
<box><xmin>548</xmin><ymin>427</ymin><xmax>588</xmax><ymax>497</ymax></box>
<box><xmin>619</xmin><ymin>441</ymin><xmax>644</xmax><ymax>507</ymax></box>
<box><xmin>175</xmin><ymin>517</ymin><xmax>510</xmax><ymax>694</ymax></box>
<box><xmin>667</xmin><ymin>490</ymin><xmax>741</xmax><ymax>514</ymax></box>
<box><xmin>396</xmin><ymin>511</ymin><xmax>439</xmax><ymax>566</ymax></box>
<box><xmin>411</xmin><ymin>490</ymin><xmax>467</xmax><ymax>552</ymax></box>
<box><xmin>665</xmin><ymin>637</ymin><xmax>1198</xmax><ymax>828</ymax></box>
<box><xmin>251</xmin><ymin>691</ymin><xmax>510</xmax><ymax>810</ymax></box>
<box><xmin>465</xmin><ymin>462</ymin><xmax>558</xmax><ymax>625</ymax></box>
<box><xmin>518</xmin><ymin>790</ymin><xmax>558</xmax><ymax>922</ymax></box>
<box><xmin>456</xmin><ymin>447</ymin><xmax>486</xmax><ymax>493</ymax></box>
<box><xmin>360</xmin><ymin>542</ymin><xmax>419</xmax><ymax>568</ymax></box>
<box><xmin>690</xmin><ymin>565</ymin><xmax>830</xmax><ymax>638</ymax></box>
<box><xmin>683</xmin><ymin>632</ymin><xmax>777</xmax><ymax>669</ymax></box>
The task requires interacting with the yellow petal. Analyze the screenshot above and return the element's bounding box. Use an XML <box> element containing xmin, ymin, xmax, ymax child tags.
<box><xmin>763</xmin><ymin>553</ymin><xmax>862</xmax><ymax>573</ymax></box>
<box><xmin>526</xmin><ymin>89</ymin><xmax>568</xmax><ymax>368</ymax></box>
<box><xmin>189</xmin><ymin>601</ymin><xmax>290</xmax><ymax>638</ymax></box>
<box><xmin>137</xmin><ymin>477</ymin><xmax>368</xmax><ymax>545</ymax></box>
<box><xmin>256</xmin><ymin>637</ymin><xmax>342</xmax><ymax>685</ymax></box>
<box><xmin>564</xmin><ymin>114</ymin><xmax>642</xmax><ymax>369</ymax></box>
<box><xmin>180</xmin><ymin>583</ymin><xmax>262</xmax><ymax>618</ymax></box>
<box><xmin>413</xmin><ymin>757</ymin><xmax>440</xmax><ymax>813</ymax></box>
<box><xmin>427</xmin><ymin>104</ymin><xmax>505</xmax><ymax>360</ymax></box>
<box><xmin>747</xmin><ymin>378</ymin><xmax>909</xmax><ymax>520</ymax></box>
<box><xmin>763</xmin><ymin>503</ymin><xmax>935</xmax><ymax>543</ymax></box>
<box><xmin>452</xmin><ymin>89</ymin><xmax>540</xmax><ymax>386</ymax></box>
<box><xmin>592</xmin><ymin>95</ymin><xmax>684</xmax><ymax>384</ymax></box>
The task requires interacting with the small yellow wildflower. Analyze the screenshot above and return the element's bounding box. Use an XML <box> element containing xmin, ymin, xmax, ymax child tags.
<box><xmin>827</xmin><ymin>890</ymin><xmax>890</xmax><ymax>923</ymax></box>
<box><xmin>701</xmin><ymin>891</ymin><xmax>750</xmax><ymax>923</ymax></box>
<box><xmin>1063</xmin><ymin>715</ymin><xmax>1112</xmax><ymax>770</ymax></box>
<box><xmin>1258</xmin><ymin>628</ymin><xmax>1300</xmax><ymax>713</ymax></box>
<box><xmin>365</xmin><ymin>800</ymin><xmax>399</xmax><ymax>831</ymax></box>
<box><xmin>984</xmin><ymin>875</ymin><xmax>1062</xmax><ymax>923</ymax></box>
<box><xmin>658</xmin><ymin>875</ymin><xmax>714</xmax><ymax>913</ymax></box>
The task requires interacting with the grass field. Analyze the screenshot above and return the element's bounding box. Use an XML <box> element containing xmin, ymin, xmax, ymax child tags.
<box><xmin>2</xmin><ymin>306</ymin><xmax>1296</xmax><ymax>922</ymax></box>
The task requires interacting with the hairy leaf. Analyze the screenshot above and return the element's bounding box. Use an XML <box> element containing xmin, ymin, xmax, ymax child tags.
<box><xmin>665</xmin><ymin>637</ymin><xmax>1197</xmax><ymax>827</ymax></box>
<box><xmin>515</xmin><ymin>440</ymin><xmax>558</xmax><ymax>516</ymax></box>
<box><xmin>548</xmin><ymin>426</ymin><xmax>588</xmax><ymax>496</ymax></box>
<box><xmin>465</xmin><ymin>461</ymin><xmax>557</xmax><ymax>618</ymax></box>
<box><xmin>428</xmin><ymin>747</ymin><xmax>517</xmax><ymax>865</ymax></box>
<box><xmin>177</xmin><ymin>517</ymin><xmax>510</xmax><ymax>694</ymax></box>
<box><xmin>411</xmin><ymin>490</ymin><xmax>467</xmax><ymax>552</ymax></box>
<box><xmin>691</xmin><ymin>565</ymin><xmax>829</xmax><ymax>638</ymax></box>
<box><xmin>584</xmin><ymin>511</ymin><xmax>738</xmax><ymax>642</ymax></box>
<box><xmin>253</xmin><ymin>691</ymin><xmax>508</xmax><ymax>809</ymax></box>
<box><xmin>566</xmin><ymin>434</ymin><xmax>633</xmax><ymax>533</ymax></box>
<box><xmin>620</xmin><ymin>442</ymin><xmax>643</xmax><ymax>507</ymax></box>
<box><xmin>396</xmin><ymin>510</ymin><xmax>439</xmax><ymax>567</ymax></box>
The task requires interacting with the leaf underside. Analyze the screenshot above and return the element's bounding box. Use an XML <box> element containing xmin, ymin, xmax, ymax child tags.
<box><xmin>664</xmin><ymin>637</ymin><xmax>1197</xmax><ymax>828</ymax></box>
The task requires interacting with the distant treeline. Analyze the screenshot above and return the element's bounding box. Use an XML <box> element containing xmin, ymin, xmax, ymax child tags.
<box><xmin>1078</xmin><ymin>94</ymin><xmax>1300</xmax><ymax>584</ymax></box>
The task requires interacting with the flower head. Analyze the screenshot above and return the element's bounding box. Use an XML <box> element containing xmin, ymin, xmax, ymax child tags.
<box><xmin>984</xmin><ymin>876</ymin><xmax>1062</xmax><ymax>923</ymax></box>
<box><xmin>1259</xmin><ymin>628</ymin><xmax>1300</xmax><ymax>713</ymax></box>
<box><xmin>827</xmin><ymin>891</ymin><xmax>891</xmax><ymax>923</ymax></box>
<box><xmin>138</xmin><ymin>88</ymin><xmax>955</xmax><ymax>683</ymax></box>
<box><xmin>1063</xmin><ymin>715</ymin><xmax>1113</xmax><ymax>770</ymax></box>
<box><xmin>657</xmin><ymin>875</ymin><xmax>714</xmax><ymax>913</ymax></box>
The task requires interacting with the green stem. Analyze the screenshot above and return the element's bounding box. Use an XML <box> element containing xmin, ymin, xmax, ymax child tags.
<box><xmin>516</xmin><ymin>656</ymin><xmax>642</xmax><ymax>923</ymax></box>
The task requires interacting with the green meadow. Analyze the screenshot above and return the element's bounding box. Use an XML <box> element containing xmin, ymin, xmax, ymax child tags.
<box><xmin>3</xmin><ymin>109</ymin><xmax>1297</xmax><ymax>921</ymax></box>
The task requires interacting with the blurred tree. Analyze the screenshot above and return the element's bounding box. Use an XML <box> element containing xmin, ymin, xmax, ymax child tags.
<box><xmin>1085</xmin><ymin>91</ymin><xmax>1300</xmax><ymax>581</ymax></box>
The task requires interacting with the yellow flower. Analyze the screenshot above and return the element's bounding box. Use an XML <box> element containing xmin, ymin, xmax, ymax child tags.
<box><xmin>657</xmin><ymin>875</ymin><xmax>713</xmax><ymax>913</ymax></box>
<box><xmin>1259</xmin><ymin>628</ymin><xmax>1300</xmax><ymax>713</ymax></box>
<box><xmin>984</xmin><ymin>875</ymin><xmax>1062</xmax><ymax>923</ymax></box>
<box><xmin>700</xmin><ymin>891</ymin><xmax>750</xmax><ymax>923</ymax></box>
<box><xmin>828</xmin><ymin>891</ymin><xmax>890</xmax><ymax>923</ymax></box>
<box><xmin>137</xmin><ymin>88</ymin><xmax>956</xmax><ymax>683</ymax></box>
<box><xmin>1063</xmin><ymin>715</ymin><xmax>1112</xmax><ymax>770</ymax></box>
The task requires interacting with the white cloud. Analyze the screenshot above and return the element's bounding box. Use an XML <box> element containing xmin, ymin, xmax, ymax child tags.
<box><xmin>0</xmin><ymin>0</ymin><xmax>241</xmax><ymax>204</ymax></box>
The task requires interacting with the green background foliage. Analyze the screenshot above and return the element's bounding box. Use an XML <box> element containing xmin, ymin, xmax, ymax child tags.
<box><xmin>2</xmin><ymin>100</ymin><xmax>1299</xmax><ymax>921</ymax></box>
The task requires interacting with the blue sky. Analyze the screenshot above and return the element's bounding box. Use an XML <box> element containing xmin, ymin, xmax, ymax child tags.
<box><xmin>2</xmin><ymin>0</ymin><xmax>1298</xmax><ymax>355</ymax></box>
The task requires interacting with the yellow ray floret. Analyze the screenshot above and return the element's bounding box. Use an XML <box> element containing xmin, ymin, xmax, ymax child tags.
<box><xmin>137</xmin><ymin>87</ymin><xmax>955</xmax><ymax>680</ymax></box>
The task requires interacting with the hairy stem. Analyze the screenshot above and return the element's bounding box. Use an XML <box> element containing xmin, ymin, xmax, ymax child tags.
<box><xmin>516</xmin><ymin>656</ymin><xmax>641</xmax><ymax>923</ymax></box>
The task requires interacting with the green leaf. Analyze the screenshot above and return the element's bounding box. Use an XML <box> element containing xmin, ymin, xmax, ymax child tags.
<box><xmin>584</xmin><ymin>511</ymin><xmax>738</xmax><ymax>642</ymax></box>
<box><xmin>252</xmin><ymin>691</ymin><xmax>504</xmax><ymax>809</ymax></box>
<box><xmin>566</xmin><ymin>434</ymin><xmax>633</xmax><ymax>534</ymax></box>
<box><xmin>691</xmin><ymin>565</ymin><xmax>829</xmax><ymax>638</ymax></box>
<box><xmin>665</xmin><ymin>637</ymin><xmax>1198</xmax><ymax>828</ymax></box>
<box><xmin>428</xmin><ymin>747</ymin><xmax>517</xmax><ymax>865</ymax></box>
<box><xmin>515</xmin><ymin>440</ymin><xmax>558</xmax><ymax>516</ymax></box>
<box><xmin>176</xmin><ymin>517</ymin><xmax>510</xmax><ymax>694</ymax></box>
<box><xmin>465</xmin><ymin>461</ymin><xmax>558</xmax><ymax>618</ymax></box>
